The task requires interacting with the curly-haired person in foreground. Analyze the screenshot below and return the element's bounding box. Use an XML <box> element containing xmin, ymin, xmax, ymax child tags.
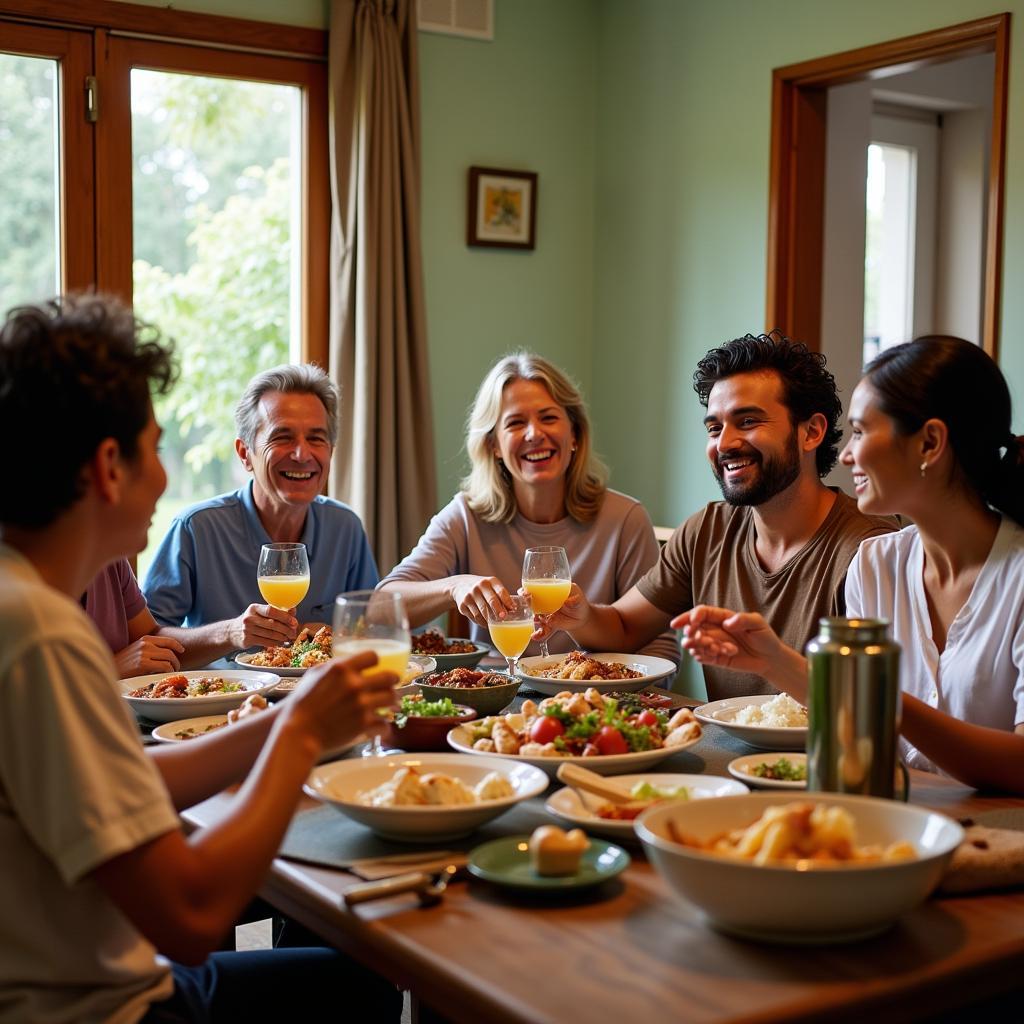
<box><xmin>542</xmin><ymin>331</ymin><xmax>896</xmax><ymax>700</ymax></box>
<box><xmin>0</xmin><ymin>295</ymin><xmax>401</xmax><ymax>1023</ymax></box>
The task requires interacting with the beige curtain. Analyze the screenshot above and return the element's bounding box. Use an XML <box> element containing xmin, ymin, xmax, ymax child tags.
<box><xmin>328</xmin><ymin>0</ymin><xmax>437</xmax><ymax>575</ymax></box>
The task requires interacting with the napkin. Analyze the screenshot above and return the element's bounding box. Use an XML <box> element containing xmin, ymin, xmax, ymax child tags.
<box><xmin>939</xmin><ymin>808</ymin><xmax>1024</xmax><ymax>894</ymax></box>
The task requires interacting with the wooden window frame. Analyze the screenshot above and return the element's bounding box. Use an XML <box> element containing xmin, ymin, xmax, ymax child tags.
<box><xmin>0</xmin><ymin>0</ymin><xmax>329</xmax><ymax>367</ymax></box>
<box><xmin>766</xmin><ymin>14</ymin><xmax>1010</xmax><ymax>358</ymax></box>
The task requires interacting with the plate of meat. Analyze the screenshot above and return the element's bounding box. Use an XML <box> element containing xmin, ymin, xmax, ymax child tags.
<box><xmin>516</xmin><ymin>650</ymin><xmax>677</xmax><ymax>696</ymax></box>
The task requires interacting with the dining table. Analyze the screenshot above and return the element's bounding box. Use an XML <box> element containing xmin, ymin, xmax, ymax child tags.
<box><xmin>183</xmin><ymin>689</ymin><xmax>1024</xmax><ymax>1024</ymax></box>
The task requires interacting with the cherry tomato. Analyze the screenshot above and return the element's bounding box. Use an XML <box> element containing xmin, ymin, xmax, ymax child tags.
<box><xmin>594</xmin><ymin>725</ymin><xmax>629</xmax><ymax>755</ymax></box>
<box><xmin>635</xmin><ymin>710</ymin><xmax>661</xmax><ymax>730</ymax></box>
<box><xmin>530</xmin><ymin>715</ymin><xmax>565</xmax><ymax>745</ymax></box>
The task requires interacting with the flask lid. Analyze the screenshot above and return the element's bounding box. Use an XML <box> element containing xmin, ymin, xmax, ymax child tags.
<box><xmin>816</xmin><ymin>616</ymin><xmax>891</xmax><ymax>643</ymax></box>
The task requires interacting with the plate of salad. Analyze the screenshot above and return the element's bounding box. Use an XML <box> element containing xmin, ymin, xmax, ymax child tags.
<box><xmin>446</xmin><ymin>689</ymin><xmax>703</xmax><ymax>776</ymax></box>
<box><xmin>726</xmin><ymin>752</ymin><xmax>807</xmax><ymax>790</ymax></box>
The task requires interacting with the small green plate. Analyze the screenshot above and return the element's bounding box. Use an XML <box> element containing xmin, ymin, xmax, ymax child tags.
<box><xmin>467</xmin><ymin>835</ymin><xmax>630</xmax><ymax>890</ymax></box>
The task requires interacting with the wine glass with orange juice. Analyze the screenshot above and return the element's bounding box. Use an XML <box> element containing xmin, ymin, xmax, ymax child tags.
<box><xmin>522</xmin><ymin>546</ymin><xmax>571</xmax><ymax>658</ymax></box>
<box><xmin>333</xmin><ymin>590</ymin><xmax>409</xmax><ymax>757</ymax></box>
<box><xmin>257</xmin><ymin>542</ymin><xmax>310</xmax><ymax>611</ymax></box>
<box><xmin>487</xmin><ymin>593</ymin><xmax>534</xmax><ymax>679</ymax></box>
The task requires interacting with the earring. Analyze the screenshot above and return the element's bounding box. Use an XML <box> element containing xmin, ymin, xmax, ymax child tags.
<box><xmin>920</xmin><ymin>461</ymin><xmax>928</xmax><ymax>478</ymax></box>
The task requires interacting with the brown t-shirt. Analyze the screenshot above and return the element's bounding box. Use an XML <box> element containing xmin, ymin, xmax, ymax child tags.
<box><xmin>636</xmin><ymin>490</ymin><xmax>895</xmax><ymax>699</ymax></box>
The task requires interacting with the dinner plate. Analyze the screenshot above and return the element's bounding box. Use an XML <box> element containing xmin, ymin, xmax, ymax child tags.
<box><xmin>467</xmin><ymin>835</ymin><xmax>630</xmax><ymax>890</ymax></box>
<box><xmin>235</xmin><ymin>652</ymin><xmax>307</xmax><ymax>677</ymax></box>
<box><xmin>257</xmin><ymin>653</ymin><xmax>436</xmax><ymax>696</ymax></box>
<box><xmin>152</xmin><ymin>713</ymin><xmax>365</xmax><ymax>761</ymax></box>
<box><xmin>727</xmin><ymin>752</ymin><xmax>807</xmax><ymax>790</ymax></box>
<box><xmin>120</xmin><ymin>669</ymin><xmax>281</xmax><ymax>722</ymax></box>
<box><xmin>152</xmin><ymin>715</ymin><xmax>230</xmax><ymax>742</ymax></box>
<box><xmin>693</xmin><ymin>695</ymin><xmax>808</xmax><ymax>751</ymax></box>
<box><xmin>516</xmin><ymin>653</ymin><xmax>677</xmax><ymax>696</ymax></box>
<box><xmin>545</xmin><ymin>773</ymin><xmax>748</xmax><ymax>841</ymax></box>
<box><xmin>447</xmin><ymin>712</ymin><xmax>702</xmax><ymax>777</ymax></box>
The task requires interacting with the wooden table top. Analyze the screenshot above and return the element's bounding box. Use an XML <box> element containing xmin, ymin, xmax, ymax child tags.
<box><xmin>185</xmin><ymin>731</ymin><xmax>1024</xmax><ymax>1024</ymax></box>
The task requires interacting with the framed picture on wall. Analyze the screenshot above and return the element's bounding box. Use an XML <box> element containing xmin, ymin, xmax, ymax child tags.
<box><xmin>467</xmin><ymin>166</ymin><xmax>537</xmax><ymax>249</ymax></box>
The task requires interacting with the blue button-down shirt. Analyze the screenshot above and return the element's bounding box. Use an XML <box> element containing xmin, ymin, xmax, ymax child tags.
<box><xmin>143</xmin><ymin>483</ymin><xmax>379</xmax><ymax>634</ymax></box>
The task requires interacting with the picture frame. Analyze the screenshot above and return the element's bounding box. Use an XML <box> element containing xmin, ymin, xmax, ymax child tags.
<box><xmin>467</xmin><ymin>166</ymin><xmax>538</xmax><ymax>250</ymax></box>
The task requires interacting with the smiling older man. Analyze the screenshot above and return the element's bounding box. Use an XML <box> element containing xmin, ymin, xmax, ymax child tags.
<box><xmin>144</xmin><ymin>365</ymin><xmax>378</xmax><ymax>660</ymax></box>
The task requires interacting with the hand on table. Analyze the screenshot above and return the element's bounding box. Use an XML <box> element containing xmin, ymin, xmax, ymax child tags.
<box><xmin>114</xmin><ymin>635</ymin><xmax>185</xmax><ymax>677</ymax></box>
<box><xmin>449</xmin><ymin>575</ymin><xmax>516</xmax><ymax>627</ymax></box>
<box><xmin>289</xmin><ymin>651</ymin><xmax>397</xmax><ymax>751</ymax></box>
<box><xmin>231</xmin><ymin>604</ymin><xmax>299</xmax><ymax>649</ymax></box>
<box><xmin>672</xmin><ymin>605</ymin><xmax>783</xmax><ymax>676</ymax></box>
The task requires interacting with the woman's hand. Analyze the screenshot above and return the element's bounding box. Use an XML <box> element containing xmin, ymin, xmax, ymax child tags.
<box><xmin>287</xmin><ymin>651</ymin><xmax>397</xmax><ymax>752</ymax></box>
<box><xmin>449</xmin><ymin>575</ymin><xmax>515</xmax><ymax>627</ymax></box>
<box><xmin>535</xmin><ymin>583</ymin><xmax>590</xmax><ymax>642</ymax></box>
<box><xmin>672</xmin><ymin>605</ymin><xmax>785</xmax><ymax>677</ymax></box>
<box><xmin>114</xmin><ymin>635</ymin><xmax>185</xmax><ymax>677</ymax></box>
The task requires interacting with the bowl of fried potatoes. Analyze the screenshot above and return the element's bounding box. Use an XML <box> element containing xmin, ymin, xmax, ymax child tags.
<box><xmin>635</xmin><ymin>792</ymin><xmax>962</xmax><ymax>944</ymax></box>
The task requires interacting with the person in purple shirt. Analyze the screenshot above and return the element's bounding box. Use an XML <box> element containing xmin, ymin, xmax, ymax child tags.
<box><xmin>83</xmin><ymin>558</ymin><xmax>193</xmax><ymax>676</ymax></box>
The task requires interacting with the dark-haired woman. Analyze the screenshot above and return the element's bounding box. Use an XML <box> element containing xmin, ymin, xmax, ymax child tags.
<box><xmin>677</xmin><ymin>336</ymin><xmax>1024</xmax><ymax>793</ymax></box>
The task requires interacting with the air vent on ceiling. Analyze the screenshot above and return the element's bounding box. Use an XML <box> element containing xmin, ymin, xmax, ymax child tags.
<box><xmin>418</xmin><ymin>0</ymin><xmax>493</xmax><ymax>41</ymax></box>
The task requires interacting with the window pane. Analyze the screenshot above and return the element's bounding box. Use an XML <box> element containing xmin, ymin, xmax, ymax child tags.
<box><xmin>0</xmin><ymin>53</ymin><xmax>59</xmax><ymax>313</ymax></box>
<box><xmin>863</xmin><ymin>142</ymin><xmax>917</xmax><ymax>366</ymax></box>
<box><xmin>131</xmin><ymin>70</ymin><xmax>303</xmax><ymax>578</ymax></box>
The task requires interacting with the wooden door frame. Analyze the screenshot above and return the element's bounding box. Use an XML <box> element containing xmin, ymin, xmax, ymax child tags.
<box><xmin>766</xmin><ymin>14</ymin><xmax>1010</xmax><ymax>358</ymax></box>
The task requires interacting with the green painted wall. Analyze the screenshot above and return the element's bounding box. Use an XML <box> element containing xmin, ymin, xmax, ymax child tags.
<box><xmin>590</xmin><ymin>0</ymin><xmax>1024</xmax><ymax>529</ymax></box>
<box><xmin>418</xmin><ymin>0</ymin><xmax>598</xmax><ymax>501</ymax></box>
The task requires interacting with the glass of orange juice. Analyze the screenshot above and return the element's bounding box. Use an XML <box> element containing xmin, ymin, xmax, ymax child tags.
<box><xmin>487</xmin><ymin>593</ymin><xmax>534</xmax><ymax>678</ymax></box>
<box><xmin>522</xmin><ymin>546</ymin><xmax>571</xmax><ymax>658</ymax></box>
<box><xmin>333</xmin><ymin>590</ymin><xmax>409</xmax><ymax>757</ymax></box>
<box><xmin>257</xmin><ymin>542</ymin><xmax>310</xmax><ymax>610</ymax></box>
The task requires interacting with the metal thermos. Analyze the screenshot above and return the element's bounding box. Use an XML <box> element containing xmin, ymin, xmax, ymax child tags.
<box><xmin>805</xmin><ymin>618</ymin><xmax>902</xmax><ymax>798</ymax></box>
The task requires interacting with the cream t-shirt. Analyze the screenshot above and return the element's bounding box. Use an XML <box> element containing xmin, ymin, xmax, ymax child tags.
<box><xmin>0</xmin><ymin>544</ymin><xmax>178</xmax><ymax>1023</ymax></box>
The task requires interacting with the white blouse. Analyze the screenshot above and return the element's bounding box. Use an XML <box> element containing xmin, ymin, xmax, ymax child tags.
<box><xmin>845</xmin><ymin>517</ymin><xmax>1024</xmax><ymax>773</ymax></box>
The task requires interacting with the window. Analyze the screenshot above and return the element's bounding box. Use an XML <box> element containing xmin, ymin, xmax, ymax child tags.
<box><xmin>1</xmin><ymin>8</ymin><xmax>328</xmax><ymax>576</ymax></box>
<box><xmin>863</xmin><ymin>142</ymin><xmax>917</xmax><ymax>366</ymax></box>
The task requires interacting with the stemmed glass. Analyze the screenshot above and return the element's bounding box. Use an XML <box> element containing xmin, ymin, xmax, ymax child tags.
<box><xmin>487</xmin><ymin>594</ymin><xmax>534</xmax><ymax>678</ymax></box>
<box><xmin>522</xmin><ymin>546</ymin><xmax>571</xmax><ymax>659</ymax></box>
<box><xmin>333</xmin><ymin>590</ymin><xmax>410</xmax><ymax>757</ymax></box>
<box><xmin>257</xmin><ymin>542</ymin><xmax>310</xmax><ymax>611</ymax></box>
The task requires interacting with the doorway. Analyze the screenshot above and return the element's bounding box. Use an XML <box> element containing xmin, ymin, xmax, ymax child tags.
<box><xmin>765</xmin><ymin>14</ymin><xmax>1009</xmax><ymax>361</ymax></box>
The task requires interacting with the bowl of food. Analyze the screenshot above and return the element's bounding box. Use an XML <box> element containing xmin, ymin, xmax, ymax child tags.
<box><xmin>517</xmin><ymin>651</ymin><xmax>677</xmax><ymax>696</ymax></box>
<box><xmin>635</xmin><ymin>792</ymin><xmax>963</xmax><ymax>944</ymax></box>
<box><xmin>236</xmin><ymin>625</ymin><xmax>332</xmax><ymax>676</ymax></box>
<box><xmin>383</xmin><ymin>693</ymin><xmax>477</xmax><ymax>751</ymax></box>
<box><xmin>119</xmin><ymin>669</ymin><xmax>280</xmax><ymax>722</ymax></box>
<box><xmin>417</xmin><ymin>668</ymin><xmax>521</xmax><ymax>716</ymax></box>
<box><xmin>447</xmin><ymin>690</ymin><xmax>703</xmax><ymax>776</ymax></box>
<box><xmin>304</xmin><ymin>752</ymin><xmax>548</xmax><ymax>841</ymax></box>
<box><xmin>693</xmin><ymin>693</ymin><xmax>808</xmax><ymax>751</ymax></box>
<box><xmin>411</xmin><ymin>629</ymin><xmax>490</xmax><ymax>670</ymax></box>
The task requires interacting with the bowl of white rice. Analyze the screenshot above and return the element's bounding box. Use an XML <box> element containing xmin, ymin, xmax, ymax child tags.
<box><xmin>694</xmin><ymin>693</ymin><xmax>808</xmax><ymax>750</ymax></box>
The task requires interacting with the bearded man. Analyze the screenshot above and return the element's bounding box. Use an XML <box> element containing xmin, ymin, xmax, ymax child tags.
<box><xmin>545</xmin><ymin>332</ymin><xmax>895</xmax><ymax>699</ymax></box>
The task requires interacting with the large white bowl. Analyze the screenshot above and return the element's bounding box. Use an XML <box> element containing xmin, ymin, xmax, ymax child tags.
<box><xmin>517</xmin><ymin>653</ymin><xmax>677</xmax><ymax>696</ymax></box>
<box><xmin>120</xmin><ymin>669</ymin><xmax>280</xmax><ymax>722</ymax></box>
<box><xmin>447</xmin><ymin>712</ymin><xmax>702</xmax><ymax>777</ymax></box>
<box><xmin>693</xmin><ymin>695</ymin><xmax>808</xmax><ymax>751</ymax></box>
<box><xmin>545</xmin><ymin>772</ymin><xmax>748</xmax><ymax>842</ymax></box>
<box><xmin>304</xmin><ymin>752</ymin><xmax>549</xmax><ymax>842</ymax></box>
<box><xmin>635</xmin><ymin>792</ymin><xmax>963</xmax><ymax>944</ymax></box>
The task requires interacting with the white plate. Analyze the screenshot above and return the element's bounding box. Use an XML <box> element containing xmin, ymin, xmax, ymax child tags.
<box><xmin>235</xmin><ymin>652</ymin><xmax>307</xmax><ymax>677</ymax></box>
<box><xmin>447</xmin><ymin>712</ymin><xmax>701</xmax><ymax>777</ymax></box>
<box><xmin>304</xmin><ymin>752</ymin><xmax>549</xmax><ymax>841</ymax></box>
<box><xmin>261</xmin><ymin>653</ymin><xmax>436</xmax><ymax>696</ymax></box>
<box><xmin>152</xmin><ymin>715</ymin><xmax>231</xmax><ymax>742</ymax></box>
<box><xmin>120</xmin><ymin>669</ymin><xmax>281</xmax><ymax>722</ymax></box>
<box><xmin>693</xmin><ymin>695</ymin><xmax>808</xmax><ymax>751</ymax></box>
<box><xmin>545</xmin><ymin>772</ymin><xmax>748</xmax><ymax>841</ymax></box>
<box><xmin>727</xmin><ymin>752</ymin><xmax>807</xmax><ymax>790</ymax></box>
<box><xmin>151</xmin><ymin>713</ymin><xmax>363</xmax><ymax>761</ymax></box>
<box><xmin>516</xmin><ymin>653</ymin><xmax>677</xmax><ymax>696</ymax></box>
